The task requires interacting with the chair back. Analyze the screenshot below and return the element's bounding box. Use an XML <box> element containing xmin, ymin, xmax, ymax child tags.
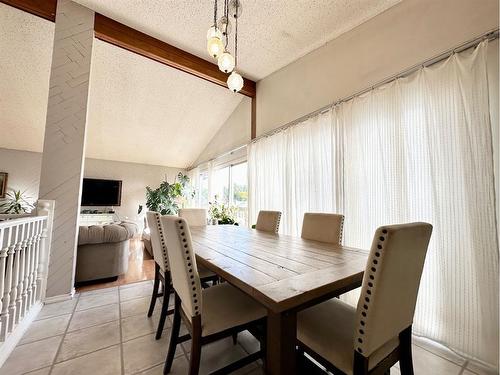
<box><xmin>145</xmin><ymin>211</ymin><xmax>169</xmax><ymax>272</ymax></box>
<box><xmin>301</xmin><ymin>213</ymin><xmax>344</xmax><ymax>244</ymax></box>
<box><xmin>354</xmin><ymin>222</ymin><xmax>433</xmax><ymax>357</ymax></box>
<box><xmin>178</xmin><ymin>208</ymin><xmax>207</xmax><ymax>227</ymax></box>
<box><xmin>255</xmin><ymin>210</ymin><xmax>282</xmax><ymax>233</ymax></box>
<box><xmin>160</xmin><ymin>215</ymin><xmax>203</xmax><ymax>319</ymax></box>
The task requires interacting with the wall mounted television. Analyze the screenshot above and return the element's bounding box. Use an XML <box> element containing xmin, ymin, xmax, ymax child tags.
<box><xmin>81</xmin><ymin>178</ymin><xmax>122</xmax><ymax>206</ymax></box>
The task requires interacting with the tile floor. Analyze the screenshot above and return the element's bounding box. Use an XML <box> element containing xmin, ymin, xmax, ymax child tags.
<box><xmin>0</xmin><ymin>281</ymin><xmax>496</xmax><ymax>375</ymax></box>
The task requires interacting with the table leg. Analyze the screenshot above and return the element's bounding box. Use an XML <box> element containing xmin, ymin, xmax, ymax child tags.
<box><xmin>266</xmin><ymin>309</ymin><xmax>297</xmax><ymax>375</ymax></box>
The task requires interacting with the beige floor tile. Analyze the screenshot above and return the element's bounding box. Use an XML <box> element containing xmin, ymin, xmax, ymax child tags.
<box><xmin>120</xmin><ymin>281</ymin><xmax>154</xmax><ymax>301</ymax></box>
<box><xmin>51</xmin><ymin>345</ymin><xmax>121</xmax><ymax>375</ymax></box>
<box><xmin>197</xmin><ymin>337</ymin><xmax>253</xmax><ymax>374</ymax></box>
<box><xmin>121</xmin><ymin>295</ymin><xmax>152</xmax><ymax>318</ymax></box>
<box><xmin>122</xmin><ymin>331</ymin><xmax>183</xmax><ymax>375</ymax></box>
<box><xmin>413</xmin><ymin>336</ymin><xmax>466</xmax><ymax>366</ymax></box>
<box><xmin>20</xmin><ymin>314</ymin><xmax>71</xmax><ymax>345</ymax></box>
<box><xmin>236</xmin><ymin>330</ymin><xmax>261</xmax><ymax>354</ymax></box>
<box><xmin>411</xmin><ymin>345</ymin><xmax>462</xmax><ymax>375</ymax></box>
<box><xmin>36</xmin><ymin>299</ymin><xmax>77</xmax><ymax>320</ymax></box>
<box><xmin>121</xmin><ymin>311</ymin><xmax>170</xmax><ymax>342</ymax></box>
<box><xmin>25</xmin><ymin>366</ymin><xmax>52</xmax><ymax>375</ymax></box>
<box><xmin>76</xmin><ymin>291</ymin><xmax>119</xmax><ymax>311</ymax></box>
<box><xmin>466</xmin><ymin>361</ymin><xmax>499</xmax><ymax>375</ymax></box>
<box><xmin>137</xmin><ymin>356</ymin><xmax>189</xmax><ymax>374</ymax></box>
<box><xmin>0</xmin><ymin>335</ymin><xmax>62</xmax><ymax>375</ymax></box>
<box><xmin>56</xmin><ymin>320</ymin><xmax>120</xmax><ymax>362</ymax></box>
<box><xmin>68</xmin><ymin>303</ymin><xmax>119</xmax><ymax>331</ymax></box>
<box><xmin>78</xmin><ymin>286</ymin><xmax>118</xmax><ymax>296</ymax></box>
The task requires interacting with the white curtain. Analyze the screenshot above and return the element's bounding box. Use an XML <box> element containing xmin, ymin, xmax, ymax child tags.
<box><xmin>248</xmin><ymin>109</ymin><xmax>343</xmax><ymax>234</ymax></box>
<box><xmin>248</xmin><ymin>41</ymin><xmax>499</xmax><ymax>367</ymax></box>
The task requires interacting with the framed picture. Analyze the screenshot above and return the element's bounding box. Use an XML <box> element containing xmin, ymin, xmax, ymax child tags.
<box><xmin>0</xmin><ymin>172</ymin><xmax>7</xmax><ymax>198</ymax></box>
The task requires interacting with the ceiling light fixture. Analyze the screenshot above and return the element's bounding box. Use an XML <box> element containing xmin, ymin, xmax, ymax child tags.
<box><xmin>206</xmin><ymin>1</ymin><xmax>224</xmax><ymax>58</ymax></box>
<box><xmin>207</xmin><ymin>0</ymin><xmax>244</xmax><ymax>93</ymax></box>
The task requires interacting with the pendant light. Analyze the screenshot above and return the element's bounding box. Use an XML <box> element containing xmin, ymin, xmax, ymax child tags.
<box><xmin>206</xmin><ymin>0</ymin><xmax>224</xmax><ymax>58</ymax></box>
<box><xmin>226</xmin><ymin>0</ymin><xmax>243</xmax><ymax>92</ymax></box>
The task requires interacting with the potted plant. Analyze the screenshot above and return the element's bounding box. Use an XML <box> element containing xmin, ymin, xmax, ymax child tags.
<box><xmin>208</xmin><ymin>196</ymin><xmax>238</xmax><ymax>225</ymax></box>
<box><xmin>0</xmin><ymin>189</ymin><xmax>35</xmax><ymax>219</ymax></box>
<box><xmin>143</xmin><ymin>172</ymin><xmax>194</xmax><ymax>215</ymax></box>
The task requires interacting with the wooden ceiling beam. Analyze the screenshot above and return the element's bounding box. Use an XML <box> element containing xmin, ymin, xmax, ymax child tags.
<box><xmin>94</xmin><ymin>13</ymin><xmax>256</xmax><ymax>98</ymax></box>
<box><xmin>0</xmin><ymin>0</ymin><xmax>57</xmax><ymax>22</ymax></box>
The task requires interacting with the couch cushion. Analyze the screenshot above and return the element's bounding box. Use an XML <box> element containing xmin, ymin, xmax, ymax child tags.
<box><xmin>78</xmin><ymin>222</ymin><xmax>138</xmax><ymax>245</ymax></box>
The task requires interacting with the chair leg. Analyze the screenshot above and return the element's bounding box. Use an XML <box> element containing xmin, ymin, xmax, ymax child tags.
<box><xmin>156</xmin><ymin>273</ymin><xmax>171</xmax><ymax>340</ymax></box>
<box><xmin>148</xmin><ymin>264</ymin><xmax>160</xmax><ymax>317</ymax></box>
<box><xmin>353</xmin><ymin>350</ymin><xmax>369</xmax><ymax>375</ymax></box>
<box><xmin>189</xmin><ymin>315</ymin><xmax>202</xmax><ymax>375</ymax></box>
<box><xmin>164</xmin><ymin>294</ymin><xmax>181</xmax><ymax>374</ymax></box>
<box><xmin>399</xmin><ymin>326</ymin><xmax>414</xmax><ymax>375</ymax></box>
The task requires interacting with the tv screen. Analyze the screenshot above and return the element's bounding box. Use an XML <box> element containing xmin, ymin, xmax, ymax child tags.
<box><xmin>81</xmin><ymin>178</ymin><xmax>122</xmax><ymax>206</ymax></box>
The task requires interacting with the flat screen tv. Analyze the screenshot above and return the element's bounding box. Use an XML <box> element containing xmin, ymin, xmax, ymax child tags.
<box><xmin>81</xmin><ymin>178</ymin><xmax>122</xmax><ymax>206</ymax></box>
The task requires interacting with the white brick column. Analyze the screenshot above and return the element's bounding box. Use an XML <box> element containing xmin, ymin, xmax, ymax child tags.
<box><xmin>38</xmin><ymin>0</ymin><xmax>94</xmax><ymax>298</ymax></box>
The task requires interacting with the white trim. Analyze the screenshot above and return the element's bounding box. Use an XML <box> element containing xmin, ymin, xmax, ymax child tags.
<box><xmin>43</xmin><ymin>288</ymin><xmax>75</xmax><ymax>304</ymax></box>
<box><xmin>0</xmin><ymin>302</ymin><xmax>43</xmax><ymax>368</ymax></box>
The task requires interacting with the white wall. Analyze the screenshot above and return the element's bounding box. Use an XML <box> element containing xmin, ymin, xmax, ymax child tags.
<box><xmin>0</xmin><ymin>148</ymin><xmax>182</xmax><ymax>227</ymax></box>
<box><xmin>0</xmin><ymin>148</ymin><xmax>42</xmax><ymax>205</ymax></box>
<box><xmin>256</xmin><ymin>0</ymin><xmax>499</xmax><ymax>136</ymax></box>
<box><xmin>193</xmin><ymin>96</ymin><xmax>251</xmax><ymax>166</ymax></box>
<box><xmin>83</xmin><ymin>158</ymin><xmax>182</xmax><ymax>227</ymax></box>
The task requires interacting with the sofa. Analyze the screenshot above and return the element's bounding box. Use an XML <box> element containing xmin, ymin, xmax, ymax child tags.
<box><xmin>76</xmin><ymin>222</ymin><xmax>137</xmax><ymax>283</ymax></box>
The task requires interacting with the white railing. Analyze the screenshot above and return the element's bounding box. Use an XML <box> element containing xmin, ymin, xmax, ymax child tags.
<box><xmin>0</xmin><ymin>200</ymin><xmax>54</xmax><ymax>345</ymax></box>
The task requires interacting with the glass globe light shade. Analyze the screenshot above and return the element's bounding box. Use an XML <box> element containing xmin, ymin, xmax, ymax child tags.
<box><xmin>227</xmin><ymin>71</ymin><xmax>244</xmax><ymax>93</ymax></box>
<box><xmin>217</xmin><ymin>16</ymin><xmax>232</xmax><ymax>36</ymax></box>
<box><xmin>207</xmin><ymin>36</ymin><xmax>224</xmax><ymax>59</ymax></box>
<box><xmin>206</xmin><ymin>26</ymin><xmax>222</xmax><ymax>40</ymax></box>
<box><xmin>218</xmin><ymin>52</ymin><xmax>235</xmax><ymax>73</ymax></box>
<box><xmin>229</xmin><ymin>0</ymin><xmax>243</xmax><ymax>18</ymax></box>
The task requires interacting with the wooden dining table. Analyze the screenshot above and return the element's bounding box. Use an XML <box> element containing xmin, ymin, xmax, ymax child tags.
<box><xmin>190</xmin><ymin>225</ymin><xmax>369</xmax><ymax>375</ymax></box>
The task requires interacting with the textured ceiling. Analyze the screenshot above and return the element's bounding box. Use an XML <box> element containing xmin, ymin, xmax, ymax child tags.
<box><xmin>0</xmin><ymin>0</ymin><xmax>402</xmax><ymax>167</ymax></box>
<box><xmin>74</xmin><ymin>0</ymin><xmax>402</xmax><ymax>80</ymax></box>
<box><xmin>85</xmin><ymin>39</ymin><xmax>244</xmax><ymax>168</ymax></box>
<box><xmin>0</xmin><ymin>3</ymin><xmax>54</xmax><ymax>152</ymax></box>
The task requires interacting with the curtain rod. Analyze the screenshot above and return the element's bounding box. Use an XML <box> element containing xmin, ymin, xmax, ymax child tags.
<box><xmin>251</xmin><ymin>28</ymin><xmax>499</xmax><ymax>143</ymax></box>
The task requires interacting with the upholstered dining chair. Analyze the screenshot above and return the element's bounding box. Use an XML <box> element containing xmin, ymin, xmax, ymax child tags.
<box><xmin>296</xmin><ymin>222</ymin><xmax>433</xmax><ymax>375</ymax></box>
<box><xmin>301</xmin><ymin>212</ymin><xmax>345</xmax><ymax>244</ymax></box>
<box><xmin>160</xmin><ymin>215</ymin><xmax>267</xmax><ymax>375</ymax></box>
<box><xmin>253</xmin><ymin>210</ymin><xmax>282</xmax><ymax>233</ymax></box>
<box><xmin>145</xmin><ymin>212</ymin><xmax>218</xmax><ymax>340</ymax></box>
<box><xmin>178</xmin><ymin>208</ymin><xmax>207</xmax><ymax>227</ymax></box>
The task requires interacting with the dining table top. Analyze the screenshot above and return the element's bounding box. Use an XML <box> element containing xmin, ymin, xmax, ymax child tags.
<box><xmin>190</xmin><ymin>225</ymin><xmax>369</xmax><ymax>313</ymax></box>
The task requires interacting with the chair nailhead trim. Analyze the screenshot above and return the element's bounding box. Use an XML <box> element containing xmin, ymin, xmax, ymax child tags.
<box><xmin>275</xmin><ymin>213</ymin><xmax>282</xmax><ymax>233</ymax></box>
<box><xmin>339</xmin><ymin>216</ymin><xmax>345</xmax><ymax>244</ymax></box>
<box><xmin>176</xmin><ymin>218</ymin><xmax>201</xmax><ymax>316</ymax></box>
<box><xmin>356</xmin><ymin>228</ymin><xmax>388</xmax><ymax>354</ymax></box>
<box><xmin>155</xmin><ymin>214</ymin><xmax>169</xmax><ymax>272</ymax></box>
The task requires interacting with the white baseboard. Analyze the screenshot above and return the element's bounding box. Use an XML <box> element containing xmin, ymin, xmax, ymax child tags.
<box><xmin>43</xmin><ymin>288</ymin><xmax>75</xmax><ymax>304</ymax></box>
<box><xmin>0</xmin><ymin>302</ymin><xmax>43</xmax><ymax>368</ymax></box>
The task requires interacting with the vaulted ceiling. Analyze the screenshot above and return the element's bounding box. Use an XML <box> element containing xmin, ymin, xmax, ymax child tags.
<box><xmin>0</xmin><ymin>0</ymin><xmax>401</xmax><ymax>168</ymax></box>
<box><xmin>74</xmin><ymin>0</ymin><xmax>401</xmax><ymax>81</ymax></box>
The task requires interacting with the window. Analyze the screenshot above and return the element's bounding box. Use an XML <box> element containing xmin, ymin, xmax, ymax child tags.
<box><xmin>197</xmin><ymin>161</ymin><xmax>248</xmax><ymax>226</ymax></box>
<box><xmin>213</xmin><ymin>166</ymin><xmax>230</xmax><ymax>203</ymax></box>
<box><xmin>199</xmin><ymin>171</ymin><xmax>209</xmax><ymax>207</ymax></box>
<box><xmin>231</xmin><ymin>162</ymin><xmax>248</xmax><ymax>226</ymax></box>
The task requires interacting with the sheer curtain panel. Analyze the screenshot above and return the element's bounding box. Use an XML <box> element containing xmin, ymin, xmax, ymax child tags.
<box><xmin>248</xmin><ymin>110</ymin><xmax>343</xmax><ymax>235</ymax></box>
<box><xmin>248</xmin><ymin>41</ymin><xmax>498</xmax><ymax>368</ymax></box>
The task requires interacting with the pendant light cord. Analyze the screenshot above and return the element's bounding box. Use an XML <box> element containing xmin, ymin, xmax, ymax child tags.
<box><xmin>213</xmin><ymin>0</ymin><xmax>217</xmax><ymax>27</ymax></box>
<box><xmin>234</xmin><ymin>1</ymin><xmax>238</xmax><ymax>67</ymax></box>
